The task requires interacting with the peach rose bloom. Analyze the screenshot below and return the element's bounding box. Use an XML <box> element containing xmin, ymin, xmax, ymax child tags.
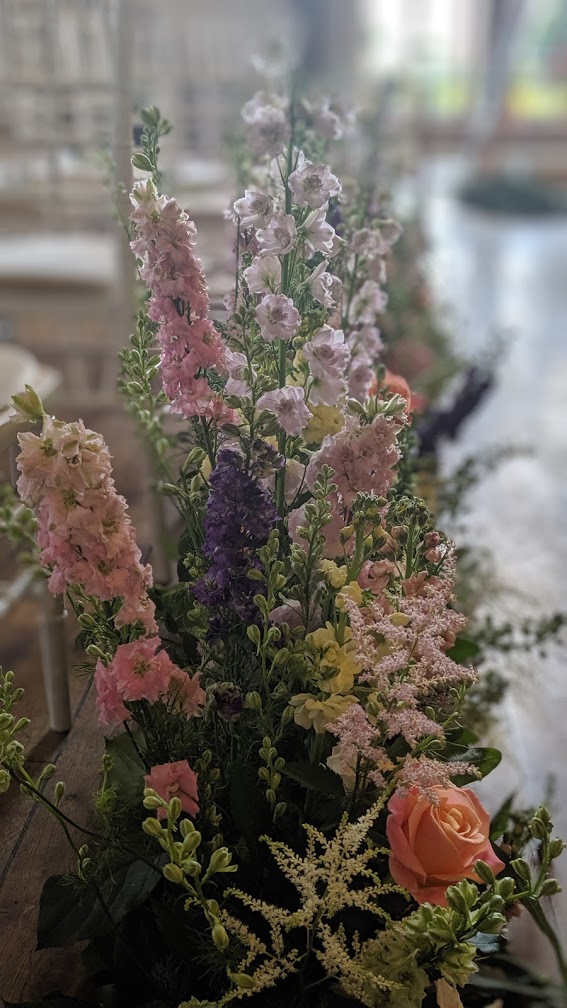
<box><xmin>386</xmin><ymin>785</ymin><xmax>505</xmax><ymax>905</ymax></box>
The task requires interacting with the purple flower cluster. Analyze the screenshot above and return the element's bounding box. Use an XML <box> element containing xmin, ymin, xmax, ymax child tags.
<box><xmin>193</xmin><ymin>449</ymin><xmax>278</xmax><ymax>624</ymax></box>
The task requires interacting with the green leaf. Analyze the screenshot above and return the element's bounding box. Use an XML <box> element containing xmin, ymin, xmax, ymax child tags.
<box><xmin>105</xmin><ymin>731</ymin><xmax>145</xmax><ymax>808</ymax></box>
<box><xmin>37</xmin><ymin>860</ymin><xmax>161</xmax><ymax>948</ymax></box>
<box><xmin>131</xmin><ymin>152</ymin><xmax>153</xmax><ymax>172</ymax></box>
<box><xmin>282</xmin><ymin>762</ymin><xmax>344</xmax><ymax>797</ymax></box>
<box><xmin>449</xmin><ymin>746</ymin><xmax>502</xmax><ymax>785</ymax></box>
<box><xmin>447</xmin><ymin>636</ymin><xmax>480</xmax><ymax>663</ymax></box>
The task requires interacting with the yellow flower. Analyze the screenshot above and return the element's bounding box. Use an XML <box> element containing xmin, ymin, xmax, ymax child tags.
<box><xmin>320</xmin><ymin>559</ymin><xmax>347</xmax><ymax>589</ymax></box>
<box><xmin>289</xmin><ymin>693</ymin><xmax>358</xmax><ymax>734</ymax></box>
<box><xmin>336</xmin><ymin>582</ymin><xmax>363</xmax><ymax>610</ymax></box>
<box><xmin>303</xmin><ymin>404</ymin><xmax>344</xmax><ymax>445</ymax></box>
<box><xmin>307</xmin><ymin>622</ymin><xmax>361</xmax><ymax>693</ymax></box>
<box><xmin>390</xmin><ymin>611</ymin><xmax>411</xmax><ymax>627</ymax></box>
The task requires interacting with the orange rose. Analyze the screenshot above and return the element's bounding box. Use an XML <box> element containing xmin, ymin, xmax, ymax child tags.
<box><xmin>386</xmin><ymin>785</ymin><xmax>504</xmax><ymax>905</ymax></box>
<box><xmin>369</xmin><ymin>368</ymin><xmax>425</xmax><ymax>414</ymax></box>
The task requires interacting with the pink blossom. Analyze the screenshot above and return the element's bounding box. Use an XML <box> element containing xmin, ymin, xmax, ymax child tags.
<box><xmin>169</xmin><ymin>669</ymin><xmax>206</xmax><ymax>718</ymax></box>
<box><xmin>243</xmin><ymin>255</ymin><xmax>281</xmax><ymax>294</ymax></box>
<box><xmin>257</xmin><ymin>213</ymin><xmax>296</xmax><ymax>256</ymax></box>
<box><xmin>130</xmin><ymin>180</ymin><xmax>227</xmax><ymax>419</ymax></box>
<box><xmin>348</xmin><ymin>357</ymin><xmax>375</xmax><ymax>401</ymax></box>
<box><xmin>145</xmin><ymin>760</ymin><xmax>199</xmax><ymax>820</ymax></box>
<box><xmin>307</xmin><ymin>414</ymin><xmax>401</xmax><ymax>507</ymax></box>
<box><xmin>301</xmin><ymin>209</ymin><xmax>336</xmax><ymax>257</ymax></box>
<box><xmin>288</xmin><ymin>156</ymin><xmax>341</xmax><ymax>209</ymax></box>
<box><xmin>358</xmin><ymin>559</ymin><xmax>396</xmax><ymax>594</ymax></box>
<box><xmin>110</xmin><ymin>636</ymin><xmax>177</xmax><ymax>704</ymax></box>
<box><xmin>94</xmin><ymin>660</ymin><xmax>129</xmax><ymax>726</ymax></box>
<box><xmin>308</xmin><ymin>373</ymin><xmax>347</xmax><ymax>407</ymax></box>
<box><xmin>257</xmin><ymin>386</ymin><xmax>311</xmax><ymax>436</ymax></box>
<box><xmin>256</xmin><ymin>294</ymin><xmax>301</xmax><ymax>341</ymax></box>
<box><xmin>17</xmin><ymin>417</ymin><xmax>157</xmax><ymax>634</ymax></box>
<box><xmin>233</xmin><ymin>189</ymin><xmax>273</xmax><ymax>228</ymax></box>
<box><xmin>304</xmin><ymin>326</ymin><xmax>350</xmax><ymax>380</ymax></box>
<box><xmin>242</xmin><ymin>92</ymin><xmax>290</xmax><ymax>158</ymax></box>
<box><xmin>288</xmin><ymin>492</ymin><xmax>352</xmax><ymax>559</ymax></box>
<box><xmin>349</xmin><ymin>280</ymin><xmax>388</xmax><ymax>324</ymax></box>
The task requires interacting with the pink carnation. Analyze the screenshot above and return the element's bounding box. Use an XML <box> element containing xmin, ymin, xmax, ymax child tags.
<box><xmin>145</xmin><ymin>760</ymin><xmax>199</xmax><ymax>820</ymax></box>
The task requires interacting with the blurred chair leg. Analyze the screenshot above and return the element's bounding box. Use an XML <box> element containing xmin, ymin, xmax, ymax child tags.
<box><xmin>36</xmin><ymin>584</ymin><xmax>72</xmax><ymax>733</ymax></box>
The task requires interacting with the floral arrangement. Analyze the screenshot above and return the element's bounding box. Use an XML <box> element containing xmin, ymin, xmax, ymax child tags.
<box><xmin>2</xmin><ymin>91</ymin><xmax>566</xmax><ymax>1008</ymax></box>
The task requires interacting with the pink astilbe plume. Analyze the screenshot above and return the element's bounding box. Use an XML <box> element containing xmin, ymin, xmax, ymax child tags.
<box><xmin>16</xmin><ymin>415</ymin><xmax>157</xmax><ymax>633</ymax></box>
<box><xmin>130</xmin><ymin>179</ymin><xmax>233</xmax><ymax>422</ymax></box>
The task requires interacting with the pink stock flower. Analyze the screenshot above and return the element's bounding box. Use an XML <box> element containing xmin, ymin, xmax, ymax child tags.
<box><xmin>243</xmin><ymin>255</ymin><xmax>281</xmax><ymax>294</ymax></box>
<box><xmin>130</xmin><ymin>180</ymin><xmax>227</xmax><ymax>420</ymax></box>
<box><xmin>256</xmin><ymin>294</ymin><xmax>301</xmax><ymax>341</ymax></box>
<box><xmin>17</xmin><ymin>417</ymin><xmax>157</xmax><ymax>634</ymax></box>
<box><xmin>288</xmin><ymin>155</ymin><xmax>341</xmax><ymax>210</ymax></box>
<box><xmin>145</xmin><ymin>760</ymin><xmax>199</xmax><ymax>820</ymax></box>
<box><xmin>169</xmin><ymin>669</ymin><xmax>206</xmax><ymax>718</ymax></box>
<box><xmin>233</xmin><ymin>189</ymin><xmax>273</xmax><ymax>228</ymax></box>
<box><xmin>257</xmin><ymin>386</ymin><xmax>311</xmax><ymax>436</ymax></box>
<box><xmin>257</xmin><ymin>213</ymin><xmax>296</xmax><ymax>256</ymax></box>
<box><xmin>307</xmin><ymin>415</ymin><xmax>401</xmax><ymax>507</ymax></box>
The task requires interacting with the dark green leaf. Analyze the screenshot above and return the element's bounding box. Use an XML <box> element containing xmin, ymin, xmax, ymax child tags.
<box><xmin>490</xmin><ymin>792</ymin><xmax>516</xmax><ymax>840</ymax></box>
<box><xmin>105</xmin><ymin>731</ymin><xmax>146</xmax><ymax>808</ymax></box>
<box><xmin>37</xmin><ymin>860</ymin><xmax>161</xmax><ymax>948</ymax></box>
<box><xmin>282</xmin><ymin>762</ymin><xmax>344</xmax><ymax>796</ymax></box>
<box><xmin>447</xmin><ymin>636</ymin><xmax>480</xmax><ymax>663</ymax></box>
<box><xmin>449</xmin><ymin>746</ymin><xmax>502</xmax><ymax>785</ymax></box>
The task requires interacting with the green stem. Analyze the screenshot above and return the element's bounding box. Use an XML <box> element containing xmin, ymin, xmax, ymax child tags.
<box><xmin>524</xmin><ymin>897</ymin><xmax>567</xmax><ymax>988</ymax></box>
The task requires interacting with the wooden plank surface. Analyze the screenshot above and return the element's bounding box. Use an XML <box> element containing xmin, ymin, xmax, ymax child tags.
<box><xmin>0</xmin><ymin>670</ymin><xmax>101</xmax><ymax>1001</ymax></box>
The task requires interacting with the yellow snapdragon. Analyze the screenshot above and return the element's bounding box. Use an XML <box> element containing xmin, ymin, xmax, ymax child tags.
<box><xmin>303</xmin><ymin>404</ymin><xmax>344</xmax><ymax>445</ymax></box>
<box><xmin>289</xmin><ymin>693</ymin><xmax>358</xmax><ymax>734</ymax></box>
<box><xmin>320</xmin><ymin>559</ymin><xmax>347</xmax><ymax>590</ymax></box>
<box><xmin>307</xmin><ymin>622</ymin><xmax>361</xmax><ymax>693</ymax></box>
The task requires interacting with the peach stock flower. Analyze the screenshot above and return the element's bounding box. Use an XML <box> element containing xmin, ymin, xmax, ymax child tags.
<box><xmin>386</xmin><ymin>785</ymin><xmax>504</xmax><ymax>905</ymax></box>
<box><xmin>145</xmin><ymin>760</ymin><xmax>199</xmax><ymax>820</ymax></box>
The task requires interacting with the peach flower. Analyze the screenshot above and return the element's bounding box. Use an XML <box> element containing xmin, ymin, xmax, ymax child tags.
<box><xmin>145</xmin><ymin>759</ymin><xmax>199</xmax><ymax>820</ymax></box>
<box><xmin>386</xmin><ymin>785</ymin><xmax>504</xmax><ymax>905</ymax></box>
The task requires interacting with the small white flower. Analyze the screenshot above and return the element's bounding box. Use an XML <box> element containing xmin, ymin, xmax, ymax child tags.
<box><xmin>243</xmin><ymin>256</ymin><xmax>281</xmax><ymax>294</ymax></box>
<box><xmin>288</xmin><ymin>156</ymin><xmax>341</xmax><ymax>210</ymax></box>
<box><xmin>257</xmin><ymin>386</ymin><xmax>311</xmax><ymax>436</ymax></box>
<box><xmin>308</xmin><ymin>373</ymin><xmax>347</xmax><ymax>407</ymax></box>
<box><xmin>349</xmin><ymin>280</ymin><xmax>388</xmax><ymax>324</ymax></box>
<box><xmin>308</xmin><ymin>262</ymin><xmax>342</xmax><ymax>308</ymax></box>
<box><xmin>256</xmin><ymin>294</ymin><xmax>301</xmax><ymax>342</ymax></box>
<box><xmin>301</xmin><ymin>209</ymin><xmax>336</xmax><ymax>257</ymax></box>
<box><xmin>224</xmin><ymin>348</ymin><xmax>254</xmax><ymax>398</ymax></box>
<box><xmin>233</xmin><ymin>189</ymin><xmax>274</xmax><ymax>229</ymax></box>
<box><xmin>304</xmin><ymin>326</ymin><xmax>350</xmax><ymax>380</ymax></box>
<box><xmin>257</xmin><ymin>213</ymin><xmax>297</xmax><ymax>256</ymax></box>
